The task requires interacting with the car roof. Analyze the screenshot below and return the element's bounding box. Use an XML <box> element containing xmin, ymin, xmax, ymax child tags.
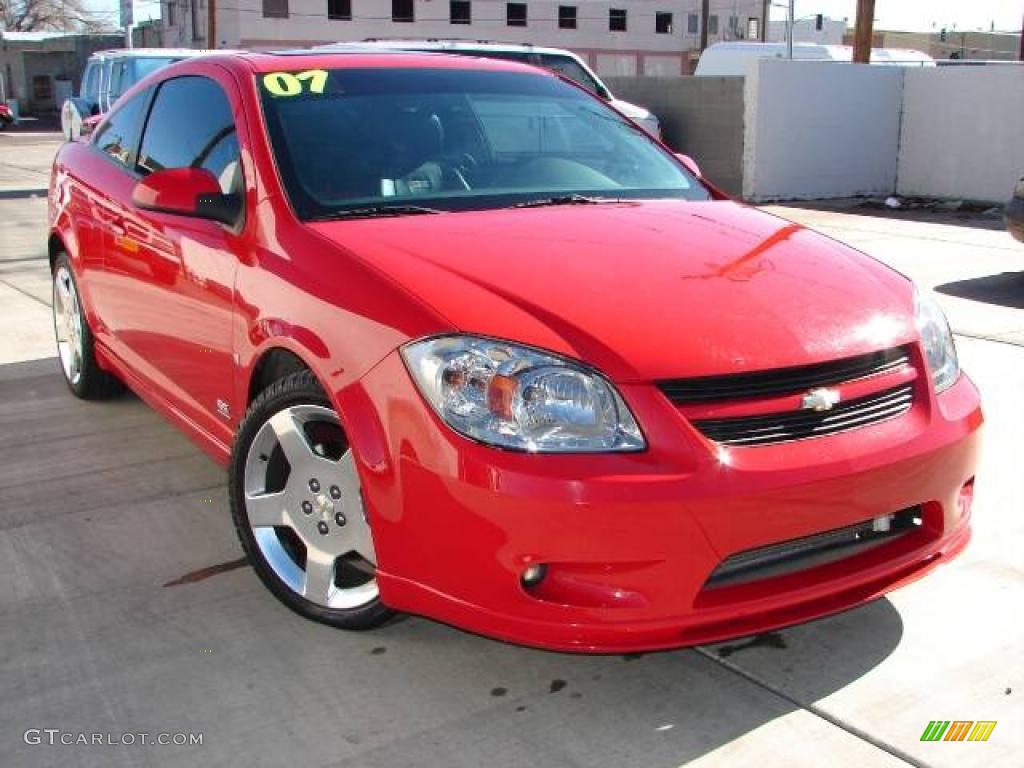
<box><xmin>88</xmin><ymin>48</ymin><xmax>241</xmax><ymax>61</ymax></box>
<box><xmin>222</xmin><ymin>48</ymin><xmax>547</xmax><ymax>75</ymax></box>
<box><xmin>321</xmin><ymin>39</ymin><xmax>585</xmax><ymax>59</ymax></box>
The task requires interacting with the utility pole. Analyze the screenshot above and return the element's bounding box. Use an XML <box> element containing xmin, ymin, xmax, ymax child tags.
<box><xmin>853</xmin><ymin>0</ymin><xmax>875</xmax><ymax>63</ymax></box>
<box><xmin>1019</xmin><ymin>13</ymin><xmax>1023</xmax><ymax>61</ymax></box>
<box><xmin>208</xmin><ymin>0</ymin><xmax>217</xmax><ymax>48</ymax></box>
<box><xmin>699</xmin><ymin>0</ymin><xmax>710</xmax><ymax>51</ymax></box>
<box><xmin>786</xmin><ymin>0</ymin><xmax>794</xmax><ymax>58</ymax></box>
<box><xmin>760</xmin><ymin>0</ymin><xmax>769</xmax><ymax>41</ymax></box>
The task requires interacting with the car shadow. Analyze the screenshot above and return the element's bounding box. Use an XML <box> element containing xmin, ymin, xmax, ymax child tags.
<box><xmin>935</xmin><ymin>271</ymin><xmax>1024</xmax><ymax>310</ymax></box>
<box><xmin>0</xmin><ymin>357</ymin><xmax>906</xmax><ymax>768</ymax></box>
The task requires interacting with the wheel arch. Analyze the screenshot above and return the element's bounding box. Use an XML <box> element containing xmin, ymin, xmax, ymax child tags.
<box><xmin>48</xmin><ymin>231</ymin><xmax>68</xmax><ymax>273</ymax></box>
<box><xmin>246</xmin><ymin>345</ymin><xmax>316</xmax><ymax>407</ymax></box>
<box><xmin>239</xmin><ymin>340</ymin><xmax>394</xmax><ymax>508</ymax></box>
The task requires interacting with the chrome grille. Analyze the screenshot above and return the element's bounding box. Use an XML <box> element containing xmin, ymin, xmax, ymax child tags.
<box><xmin>692</xmin><ymin>384</ymin><xmax>913</xmax><ymax>447</ymax></box>
<box><xmin>657</xmin><ymin>346</ymin><xmax>911</xmax><ymax>404</ymax></box>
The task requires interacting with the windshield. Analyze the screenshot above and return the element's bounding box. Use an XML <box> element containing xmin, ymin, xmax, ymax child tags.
<box><xmin>260</xmin><ymin>67</ymin><xmax>708</xmax><ymax>219</ymax></box>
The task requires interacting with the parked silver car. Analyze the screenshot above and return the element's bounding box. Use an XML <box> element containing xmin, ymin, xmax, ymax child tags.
<box><xmin>60</xmin><ymin>49</ymin><xmax>233</xmax><ymax>140</ymax></box>
<box><xmin>1007</xmin><ymin>177</ymin><xmax>1024</xmax><ymax>244</ymax></box>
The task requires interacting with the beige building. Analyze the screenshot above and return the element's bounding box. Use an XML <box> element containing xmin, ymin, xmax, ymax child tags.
<box><xmin>0</xmin><ymin>31</ymin><xmax>123</xmax><ymax>114</ymax></box>
<box><xmin>158</xmin><ymin>0</ymin><xmax>767</xmax><ymax>76</ymax></box>
<box><xmin>844</xmin><ymin>29</ymin><xmax>1021</xmax><ymax>62</ymax></box>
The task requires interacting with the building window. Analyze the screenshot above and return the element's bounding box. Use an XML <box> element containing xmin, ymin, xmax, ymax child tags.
<box><xmin>609</xmin><ymin>8</ymin><xmax>626</xmax><ymax>32</ymax></box>
<box><xmin>328</xmin><ymin>0</ymin><xmax>351</xmax><ymax>19</ymax></box>
<box><xmin>393</xmin><ymin>0</ymin><xmax>414</xmax><ymax>22</ymax></box>
<box><xmin>450</xmin><ymin>0</ymin><xmax>470</xmax><ymax>24</ymax></box>
<box><xmin>747</xmin><ymin>17</ymin><xmax>760</xmax><ymax>39</ymax></box>
<box><xmin>262</xmin><ymin>0</ymin><xmax>288</xmax><ymax>18</ymax></box>
<box><xmin>708</xmin><ymin>14</ymin><xmax>718</xmax><ymax>35</ymax></box>
<box><xmin>506</xmin><ymin>3</ymin><xmax>526</xmax><ymax>26</ymax></box>
<box><xmin>729</xmin><ymin>15</ymin><xmax>739</xmax><ymax>35</ymax></box>
<box><xmin>558</xmin><ymin>5</ymin><xmax>576</xmax><ymax>29</ymax></box>
<box><xmin>655</xmin><ymin>11</ymin><xmax>672</xmax><ymax>34</ymax></box>
<box><xmin>687</xmin><ymin>13</ymin><xmax>698</xmax><ymax>35</ymax></box>
<box><xmin>166</xmin><ymin>0</ymin><xmax>176</xmax><ymax>26</ymax></box>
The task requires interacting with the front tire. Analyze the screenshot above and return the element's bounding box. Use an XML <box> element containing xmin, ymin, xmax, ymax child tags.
<box><xmin>229</xmin><ymin>370</ymin><xmax>393</xmax><ymax>629</ymax></box>
<box><xmin>51</xmin><ymin>254</ymin><xmax>124</xmax><ymax>399</ymax></box>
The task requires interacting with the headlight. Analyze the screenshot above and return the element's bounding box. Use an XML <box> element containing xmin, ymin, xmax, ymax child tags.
<box><xmin>401</xmin><ymin>335</ymin><xmax>645</xmax><ymax>453</ymax></box>
<box><xmin>914</xmin><ymin>288</ymin><xmax>959</xmax><ymax>392</ymax></box>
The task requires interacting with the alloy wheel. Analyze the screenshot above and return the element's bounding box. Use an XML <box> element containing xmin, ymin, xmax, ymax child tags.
<box><xmin>53</xmin><ymin>265</ymin><xmax>84</xmax><ymax>386</ymax></box>
<box><xmin>242</xmin><ymin>404</ymin><xmax>379</xmax><ymax>609</ymax></box>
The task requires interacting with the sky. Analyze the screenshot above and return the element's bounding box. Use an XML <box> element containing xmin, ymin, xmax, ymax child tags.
<box><xmin>88</xmin><ymin>0</ymin><xmax>1024</xmax><ymax>34</ymax></box>
<box><xmin>771</xmin><ymin>0</ymin><xmax>1022</xmax><ymax>33</ymax></box>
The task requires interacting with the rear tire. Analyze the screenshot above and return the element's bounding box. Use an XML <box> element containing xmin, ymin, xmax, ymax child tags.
<box><xmin>51</xmin><ymin>253</ymin><xmax>124</xmax><ymax>399</ymax></box>
<box><xmin>229</xmin><ymin>370</ymin><xmax>394</xmax><ymax>630</ymax></box>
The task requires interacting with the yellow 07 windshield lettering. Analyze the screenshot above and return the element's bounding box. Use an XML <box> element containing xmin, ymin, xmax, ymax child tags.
<box><xmin>262</xmin><ymin>69</ymin><xmax>328</xmax><ymax>97</ymax></box>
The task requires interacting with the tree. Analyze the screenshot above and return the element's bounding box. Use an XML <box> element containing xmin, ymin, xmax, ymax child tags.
<box><xmin>0</xmin><ymin>0</ymin><xmax>112</xmax><ymax>33</ymax></box>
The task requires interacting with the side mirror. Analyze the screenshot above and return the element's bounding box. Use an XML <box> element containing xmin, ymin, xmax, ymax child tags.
<box><xmin>675</xmin><ymin>153</ymin><xmax>702</xmax><ymax>179</ymax></box>
<box><xmin>132</xmin><ymin>167</ymin><xmax>241</xmax><ymax>227</ymax></box>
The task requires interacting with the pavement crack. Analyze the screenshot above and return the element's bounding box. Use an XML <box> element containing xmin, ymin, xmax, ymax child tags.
<box><xmin>693</xmin><ymin>646</ymin><xmax>933</xmax><ymax>768</ymax></box>
<box><xmin>952</xmin><ymin>330</ymin><xmax>1024</xmax><ymax>348</ymax></box>
<box><xmin>163</xmin><ymin>557</ymin><xmax>248</xmax><ymax>587</ymax></box>
<box><xmin>0</xmin><ymin>274</ymin><xmax>49</xmax><ymax>307</ymax></box>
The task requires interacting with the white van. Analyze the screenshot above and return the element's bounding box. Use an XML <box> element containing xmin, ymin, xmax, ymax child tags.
<box><xmin>695</xmin><ymin>42</ymin><xmax>934</xmax><ymax>76</ymax></box>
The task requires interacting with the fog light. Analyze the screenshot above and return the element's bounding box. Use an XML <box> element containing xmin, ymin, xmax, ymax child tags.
<box><xmin>521</xmin><ymin>564</ymin><xmax>547</xmax><ymax>588</ymax></box>
<box><xmin>872</xmin><ymin>514</ymin><xmax>892</xmax><ymax>533</ymax></box>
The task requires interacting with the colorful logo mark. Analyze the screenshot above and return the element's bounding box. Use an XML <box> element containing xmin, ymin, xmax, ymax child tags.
<box><xmin>920</xmin><ymin>721</ymin><xmax>997</xmax><ymax>742</ymax></box>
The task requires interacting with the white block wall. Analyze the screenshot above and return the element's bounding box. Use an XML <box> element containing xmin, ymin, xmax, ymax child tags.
<box><xmin>742</xmin><ymin>59</ymin><xmax>904</xmax><ymax>201</ymax></box>
<box><xmin>897</xmin><ymin>66</ymin><xmax>1024</xmax><ymax>203</ymax></box>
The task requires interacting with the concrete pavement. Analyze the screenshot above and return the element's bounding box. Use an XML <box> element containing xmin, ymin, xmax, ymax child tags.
<box><xmin>1</xmin><ymin>131</ymin><xmax>1021</xmax><ymax>768</ymax></box>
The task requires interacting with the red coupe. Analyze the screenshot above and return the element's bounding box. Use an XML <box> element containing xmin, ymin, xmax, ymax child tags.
<box><xmin>48</xmin><ymin>51</ymin><xmax>981</xmax><ymax>652</ymax></box>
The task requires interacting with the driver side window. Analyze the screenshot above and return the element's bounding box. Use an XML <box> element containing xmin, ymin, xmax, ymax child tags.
<box><xmin>136</xmin><ymin>76</ymin><xmax>243</xmax><ymax>196</ymax></box>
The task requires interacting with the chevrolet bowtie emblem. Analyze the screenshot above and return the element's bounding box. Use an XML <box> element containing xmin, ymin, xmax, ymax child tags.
<box><xmin>801</xmin><ymin>387</ymin><xmax>841</xmax><ymax>412</ymax></box>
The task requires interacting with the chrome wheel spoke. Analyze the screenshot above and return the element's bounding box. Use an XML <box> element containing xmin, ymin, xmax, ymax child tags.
<box><xmin>245</xmin><ymin>490</ymin><xmax>291</xmax><ymax>528</ymax></box>
<box><xmin>303</xmin><ymin>552</ymin><xmax>337</xmax><ymax>603</ymax></box>
<box><xmin>337</xmin><ymin>452</ymin><xmax>376</xmax><ymax>563</ymax></box>
<box><xmin>269</xmin><ymin>409</ymin><xmax>321</xmax><ymax>468</ymax></box>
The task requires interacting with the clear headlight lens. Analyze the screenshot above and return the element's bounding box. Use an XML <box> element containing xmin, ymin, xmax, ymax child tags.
<box><xmin>401</xmin><ymin>335</ymin><xmax>645</xmax><ymax>453</ymax></box>
<box><xmin>914</xmin><ymin>288</ymin><xmax>959</xmax><ymax>393</ymax></box>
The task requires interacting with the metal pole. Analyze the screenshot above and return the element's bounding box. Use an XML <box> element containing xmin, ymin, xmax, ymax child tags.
<box><xmin>786</xmin><ymin>0</ymin><xmax>794</xmax><ymax>58</ymax></box>
<box><xmin>208</xmin><ymin>0</ymin><xmax>217</xmax><ymax>48</ymax></box>
<box><xmin>125</xmin><ymin>25</ymin><xmax>134</xmax><ymax>49</ymax></box>
<box><xmin>760</xmin><ymin>0</ymin><xmax>769</xmax><ymax>41</ymax></box>
<box><xmin>700</xmin><ymin>0</ymin><xmax>710</xmax><ymax>51</ymax></box>
<box><xmin>853</xmin><ymin>0</ymin><xmax>875</xmax><ymax>64</ymax></box>
<box><xmin>1019</xmin><ymin>13</ymin><xmax>1024</xmax><ymax>61</ymax></box>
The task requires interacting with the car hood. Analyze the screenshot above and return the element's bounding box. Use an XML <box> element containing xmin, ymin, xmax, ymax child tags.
<box><xmin>609</xmin><ymin>98</ymin><xmax>652</xmax><ymax>121</ymax></box>
<box><xmin>309</xmin><ymin>200</ymin><xmax>916</xmax><ymax>382</ymax></box>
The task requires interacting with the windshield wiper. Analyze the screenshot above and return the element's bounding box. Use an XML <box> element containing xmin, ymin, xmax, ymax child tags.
<box><xmin>511</xmin><ymin>194</ymin><xmax>627</xmax><ymax>209</ymax></box>
<box><xmin>311</xmin><ymin>204</ymin><xmax>443</xmax><ymax>221</ymax></box>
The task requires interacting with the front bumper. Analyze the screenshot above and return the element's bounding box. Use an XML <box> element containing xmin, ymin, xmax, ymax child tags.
<box><xmin>340</xmin><ymin>351</ymin><xmax>982</xmax><ymax>652</ymax></box>
<box><xmin>1006</xmin><ymin>193</ymin><xmax>1024</xmax><ymax>243</ymax></box>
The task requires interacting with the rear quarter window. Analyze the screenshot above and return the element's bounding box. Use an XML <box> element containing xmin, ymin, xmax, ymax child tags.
<box><xmin>92</xmin><ymin>87</ymin><xmax>152</xmax><ymax>169</ymax></box>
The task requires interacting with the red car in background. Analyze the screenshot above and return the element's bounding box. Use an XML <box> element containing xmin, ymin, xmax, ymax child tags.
<box><xmin>47</xmin><ymin>51</ymin><xmax>982</xmax><ymax>652</ymax></box>
<box><xmin>0</xmin><ymin>103</ymin><xmax>13</xmax><ymax>129</ymax></box>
